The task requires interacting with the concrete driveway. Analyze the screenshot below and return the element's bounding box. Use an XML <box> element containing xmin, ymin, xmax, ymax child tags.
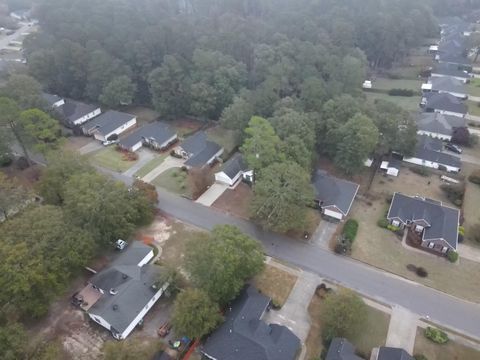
<box><xmin>385</xmin><ymin>306</ymin><xmax>419</xmax><ymax>354</ymax></box>
<box><xmin>458</xmin><ymin>244</ymin><xmax>480</xmax><ymax>263</ymax></box>
<box><xmin>78</xmin><ymin>140</ymin><xmax>103</xmax><ymax>155</ymax></box>
<box><xmin>310</xmin><ymin>220</ymin><xmax>338</xmax><ymax>248</ymax></box>
<box><xmin>142</xmin><ymin>157</ymin><xmax>185</xmax><ymax>183</ymax></box>
<box><xmin>195</xmin><ymin>183</ymin><xmax>229</xmax><ymax>206</ymax></box>
<box><xmin>122</xmin><ymin>149</ymin><xmax>155</xmax><ymax>177</ymax></box>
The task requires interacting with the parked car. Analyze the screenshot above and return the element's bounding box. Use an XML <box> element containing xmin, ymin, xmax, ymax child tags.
<box><xmin>115</xmin><ymin>239</ymin><xmax>128</xmax><ymax>250</ymax></box>
<box><xmin>103</xmin><ymin>139</ymin><xmax>119</xmax><ymax>146</ymax></box>
<box><xmin>445</xmin><ymin>143</ymin><xmax>462</xmax><ymax>154</ymax></box>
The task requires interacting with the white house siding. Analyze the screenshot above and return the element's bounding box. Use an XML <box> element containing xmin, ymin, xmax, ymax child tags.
<box><xmin>215</xmin><ymin>171</ymin><xmax>234</xmax><ymax>186</ymax></box>
<box><xmin>130</xmin><ymin>141</ymin><xmax>143</xmax><ymax>152</ymax></box>
<box><xmin>137</xmin><ymin>249</ymin><xmax>154</xmax><ymax>267</ymax></box>
<box><xmin>403</xmin><ymin>157</ymin><xmax>460</xmax><ymax>173</ymax></box>
<box><xmin>94</xmin><ymin>118</ymin><xmax>137</xmax><ymax>142</ymax></box>
<box><xmin>433</xmin><ymin>109</ymin><xmax>465</xmax><ymax>118</ymax></box>
<box><xmin>417</xmin><ymin>130</ymin><xmax>451</xmax><ymax>141</ymax></box>
<box><xmin>206</xmin><ymin>148</ymin><xmax>224</xmax><ymax>166</ymax></box>
<box><xmin>436</xmin><ymin>90</ymin><xmax>467</xmax><ymax>99</ymax></box>
<box><xmin>73</xmin><ymin>108</ymin><xmax>102</xmax><ymax>126</ymax></box>
<box><xmin>88</xmin><ymin>313</ymin><xmax>111</xmax><ymax>331</ymax></box>
<box><xmin>323</xmin><ymin>207</ymin><xmax>343</xmax><ymax>220</ymax></box>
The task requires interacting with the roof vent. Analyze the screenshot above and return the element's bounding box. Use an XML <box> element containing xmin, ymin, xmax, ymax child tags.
<box><xmin>113</xmin><ymin>304</ymin><xmax>118</xmax><ymax>311</ymax></box>
<box><xmin>110</xmin><ymin>288</ymin><xmax>118</xmax><ymax>295</ymax></box>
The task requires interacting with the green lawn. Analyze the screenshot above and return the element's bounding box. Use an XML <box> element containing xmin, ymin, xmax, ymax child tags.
<box><xmin>414</xmin><ymin>328</ymin><xmax>480</xmax><ymax>360</ymax></box>
<box><xmin>151</xmin><ymin>168</ymin><xmax>192</xmax><ymax>198</ymax></box>
<box><xmin>467</xmin><ymin>100</ymin><xmax>480</xmax><ymax>116</ymax></box>
<box><xmin>206</xmin><ymin>126</ymin><xmax>240</xmax><ymax>156</ymax></box>
<box><xmin>365</xmin><ymin>92</ymin><xmax>420</xmax><ymax>112</ymax></box>
<box><xmin>463</xmin><ymin>163</ymin><xmax>480</xmax><ymax>247</ymax></box>
<box><xmin>374</xmin><ymin>78</ymin><xmax>422</xmax><ymax>92</ymax></box>
<box><xmin>467</xmin><ymin>78</ymin><xmax>480</xmax><ymax>97</ymax></box>
<box><xmin>134</xmin><ymin>153</ymin><xmax>168</xmax><ymax>178</ymax></box>
<box><xmin>90</xmin><ymin>147</ymin><xmax>137</xmax><ymax>172</ymax></box>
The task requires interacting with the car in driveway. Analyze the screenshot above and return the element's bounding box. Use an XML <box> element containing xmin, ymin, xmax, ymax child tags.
<box><xmin>115</xmin><ymin>239</ymin><xmax>128</xmax><ymax>250</ymax></box>
<box><xmin>103</xmin><ymin>139</ymin><xmax>119</xmax><ymax>146</ymax></box>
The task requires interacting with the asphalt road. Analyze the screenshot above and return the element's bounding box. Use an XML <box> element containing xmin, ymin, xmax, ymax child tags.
<box><xmin>100</xmin><ymin>169</ymin><xmax>480</xmax><ymax>339</ymax></box>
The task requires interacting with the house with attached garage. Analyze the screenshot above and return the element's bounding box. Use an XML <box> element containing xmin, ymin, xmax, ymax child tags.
<box><xmin>82</xmin><ymin>110</ymin><xmax>137</xmax><ymax>142</ymax></box>
<box><xmin>42</xmin><ymin>93</ymin><xmax>65</xmax><ymax>109</ymax></box>
<box><xmin>430</xmin><ymin>63</ymin><xmax>471</xmax><ymax>83</ymax></box>
<box><xmin>43</xmin><ymin>94</ymin><xmax>101</xmax><ymax>128</ymax></box>
<box><xmin>415</xmin><ymin>112</ymin><xmax>467</xmax><ymax>141</ymax></box>
<box><xmin>118</xmin><ymin>121</ymin><xmax>178</xmax><ymax>152</ymax></box>
<box><xmin>421</xmin><ymin>76</ymin><xmax>467</xmax><ymax>99</ymax></box>
<box><xmin>214</xmin><ymin>152</ymin><xmax>252</xmax><ymax>186</ymax></box>
<box><xmin>421</xmin><ymin>92</ymin><xmax>467</xmax><ymax>118</ymax></box>
<box><xmin>312</xmin><ymin>170</ymin><xmax>359</xmax><ymax>221</ymax></box>
<box><xmin>174</xmin><ymin>131</ymin><xmax>223</xmax><ymax>169</ymax></box>
<box><xmin>402</xmin><ymin>135</ymin><xmax>461</xmax><ymax>173</ymax></box>
<box><xmin>202</xmin><ymin>285</ymin><xmax>300</xmax><ymax>360</ymax></box>
<box><xmin>387</xmin><ymin>192</ymin><xmax>459</xmax><ymax>255</ymax></box>
<box><xmin>73</xmin><ymin>242</ymin><xmax>168</xmax><ymax>340</ymax></box>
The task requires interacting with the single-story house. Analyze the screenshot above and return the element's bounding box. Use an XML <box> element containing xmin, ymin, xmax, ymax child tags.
<box><xmin>54</xmin><ymin>98</ymin><xmax>102</xmax><ymax>128</ymax></box>
<box><xmin>421</xmin><ymin>92</ymin><xmax>467</xmax><ymax>118</ymax></box>
<box><xmin>214</xmin><ymin>153</ymin><xmax>251</xmax><ymax>186</ymax></box>
<box><xmin>436</xmin><ymin>38</ymin><xmax>471</xmax><ymax>68</ymax></box>
<box><xmin>82</xmin><ymin>110</ymin><xmax>137</xmax><ymax>142</ymax></box>
<box><xmin>430</xmin><ymin>63</ymin><xmax>471</xmax><ymax>83</ymax></box>
<box><xmin>380</xmin><ymin>158</ymin><xmax>401</xmax><ymax>177</ymax></box>
<box><xmin>421</xmin><ymin>76</ymin><xmax>467</xmax><ymax>99</ymax></box>
<box><xmin>416</xmin><ymin>112</ymin><xmax>467</xmax><ymax>141</ymax></box>
<box><xmin>312</xmin><ymin>170</ymin><xmax>359</xmax><ymax>221</ymax></box>
<box><xmin>387</xmin><ymin>192</ymin><xmax>459</xmax><ymax>254</ymax></box>
<box><xmin>403</xmin><ymin>135</ymin><xmax>461</xmax><ymax>173</ymax></box>
<box><xmin>76</xmin><ymin>242</ymin><xmax>168</xmax><ymax>340</ymax></box>
<box><xmin>202</xmin><ymin>285</ymin><xmax>300</xmax><ymax>360</ymax></box>
<box><xmin>174</xmin><ymin>131</ymin><xmax>223</xmax><ymax>168</ymax></box>
<box><xmin>326</xmin><ymin>339</ymin><xmax>414</xmax><ymax>360</ymax></box>
<box><xmin>42</xmin><ymin>93</ymin><xmax>65</xmax><ymax>109</ymax></box>
<box><xmin>118</xmin><ymin>122</ymin><xmax>178</xmax><ymax>152</ymax></box>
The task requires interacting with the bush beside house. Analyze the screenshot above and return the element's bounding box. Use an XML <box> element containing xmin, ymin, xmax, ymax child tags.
<box><xmin>424</xmin><ymin>327</ymin><xmax>449</xmax><ymax>344</ymax></box>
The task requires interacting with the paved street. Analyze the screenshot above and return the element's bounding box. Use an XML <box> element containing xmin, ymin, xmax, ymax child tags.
<box><xmin>95</xmin><ymin>168</ymin><xmax>480</xmax><ymax>340</ymax></box>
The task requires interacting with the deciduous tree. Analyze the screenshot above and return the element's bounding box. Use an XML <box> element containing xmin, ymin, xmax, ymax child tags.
<box><xmin>0</xmin><ymin>172</ymin><xmax>32</xmax><ymax>220</ymax></box>
<box><xmin>100</xmin><ymin>75</ymin><xmax>137</xmax><ymax>107</ymax></box>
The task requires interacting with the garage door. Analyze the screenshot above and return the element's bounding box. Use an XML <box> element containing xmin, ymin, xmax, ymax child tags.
<box><xmin>324</xmin><ymin>208</ymin><xmax>343</xmax><ymax>220</ymax></box>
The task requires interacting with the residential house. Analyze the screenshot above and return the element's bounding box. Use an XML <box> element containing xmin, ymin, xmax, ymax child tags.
<box><xmin>374</xmin><ymin>347</ymin><xmax>414</xmax><ymax>360</ymax></box>
<box><xmin>118</xmin><ymin>122</ymin><xmax>178</xmax><ymax>152</ymax></box>
<box><xmin>214</xmin><ymin>153</ymin><xmax>251</xmax><ymax>186</ymax></box>
<box><xmin>421</xmin><ymin>92</ymin><xmax>467</xmax><ymax>118</ymax></box>
<box><xmin>50</xmin><ymin>97</ymin><xmax>102</xmax><ymax>128</ymax></box>
<box><xmin>42</xmin><ymin>93</ymin><xmax>65</xmax><ymax>109</ymax></box>
<box><xmin>421</xmin><ymin>77</ymin><xmax>467</xmax><ymax>99</ymax></box>
<box><xmin>380</xmin><ymin>158</ymin><xmax>401</xmax><ymax>177</ymax></box>
<box><xmin>312</xmin><ymin>170</ymin><xmax>359</xmax><ymax>221</ymax></box>
<box><xmin>430</xmin><ymin>63</ymin><xmax>471</xmax><ymax>83</ymax></box>
<box><xmin>387</xmin><ymin>192</ymin><xmax>459</xmax><ymax>254</ymax></box>
<box><xmin>82</xmin><ymin>110</ymin><xmax>137</xmax><ymax>142</ymax></box>
<box><xmin>75</xmin><ymin>242</ymin><xmax>168</xmax><ymax>340</ymax></box>
<box><xmin>202</xmin><ymin>285</ymin><xmax>301</xmax><ymax>360</ymax></box>
<box><xmin>174</xmin><ymin>131</ymin><xmax>223</xmax><ymax>168</ymax></box>
<box><xmin>416</xmin><ymin>112</ymin><xmax>467</xmax><ymax>141</ymax></box>
<box><xmin>436</xmin><ymin>38</ymin><xmax>471</xmax><ymax>69</ymax></box>
<box><xmin>402</xmin><ymin>135</ymin><xmax>461</xmax><ymax>173</ymax></box>
<box><xmin>325</xmin><ymin>338</ymin><xmax>363</xmax><ymax>360</ymax></box>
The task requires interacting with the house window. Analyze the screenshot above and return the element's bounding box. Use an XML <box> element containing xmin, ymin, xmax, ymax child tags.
<box><xmin>428</xmin><ymin>242</ymin><xmax>435</xmax><ymax>248</ymax></box>
<box><xmin>415</xmin><ymin>225</ymin><xmax>424</xmax><ymax>232</ymax></box>
<box><xmin>392</xmin><ymin>220</ymin><xmax>400</xmax><ymax>227</ymax></box>
<box><xmin>442</xmin><ymin>247</ymin><xmax>448</xmax><ymax>253</ymax></box>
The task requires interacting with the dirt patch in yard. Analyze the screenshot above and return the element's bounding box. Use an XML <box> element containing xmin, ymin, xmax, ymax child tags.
<box><xmin>212</xmin><ymin>182</ymin><xmax>253</xmax><ymax>219</ymax></box>
<box><xmin>252</xmin><ymin>263</ymin><xmax>298</xmax><ymax>307</ymax></box>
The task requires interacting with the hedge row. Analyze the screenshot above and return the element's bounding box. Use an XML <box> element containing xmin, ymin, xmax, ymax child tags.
<box><xmin>343</xmin><ymin>219</ymin><xmax>359</xmax><ymax>242</ymax></box>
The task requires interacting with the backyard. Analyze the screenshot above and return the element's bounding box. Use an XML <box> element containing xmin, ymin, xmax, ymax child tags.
<box><xmin>134</xmin><ymin>152</ymin><xmax>168</xmax><ymax>178</ymax></box>
<box><xmin>372</xmin><ymin>78</ymin><xmax>422</xmax><ymax>92</ymax></box>
<box><xmin>151</xmin><ymin>168</ymin><xmax>193</xmax><ymax>198</ymax></box>
<box><xmin>305</xmin><ymin>292</ymin><xmax>390</xmax><ymax>360</ymax></box>
<box><xmin>205</xmin><ymin>126</ymin><xmax>239</xmax><ymax>157</ymax></box>
<box><xmin>89</xmin><ymin>146</ymin><xmax>137</xmax><ymax>172</ymax></box>
<box><xmin>413</xmin><ymin>328</ymin><xmax>480</xmax><ymax>360</ymax></box>
<box><xmin>365</xmin><ymin>92</ymin><xmax>420</xmax><ymax>112</ymax></box>
<box><xmin>350</xmin><ymin>166</ymin><xmax>480</xmax><ymax>303</ymax></box>
<box><xmin>123</xmin><ymin>106</ymin><xmax>159</xmax><ymax>125</ymax></box>
<box><xmin>252</xmin><ymin>262</ymin><xmax>298</xmax><ymax>307</ymax></box>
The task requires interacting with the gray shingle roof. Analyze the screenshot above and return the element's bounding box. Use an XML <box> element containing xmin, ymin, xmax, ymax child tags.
<box><xmin>416</xmin><ymin>112</ymin><xmax>467</xmax><ymax>137</ymax></box>
<box><xmin>82</xmin><ymin>110</ymin><xmax>135</xmax><ymax>136</ymax></box>
<box><xmin>42</xmin><ymin>93</ymin><xmax>63</xmax><ymax>107</ymax></box>
<box><xmin>431</xmin><ymin>63</ymin><xmax>471</xmax><ymax>79</ymax></box>
<box><xmin>88</xmin><ymin>242</ymin><xmax>163</xmax><ymax>335</ymax></box>
<box><xmin>412</xmin><ymin>135</ymin><xmax>461</xmax><ymax>168</ymax></box>
<box><xmin>181</xmin><ymin>131</ymin><xmax>223</xmax><ymax>167</ymax></box>
<box><xmin>119</xmin><ymin>121</ymin><xmax>177</xmax><ymax>149</ymax></box>
<box><xmin>387</xmin><ymin>193</ymin><xmax>459</xmax><ymax>249</ymax></box>
<box><xmin>377</xmin><ymin>347</ymin><xmax>414</xmax><ymax>360</ymax></box>
<box><xmin>429</xmin><ymin>76</ymin><xmax>465</xmax><ymax>95</ymax></box>
<box><xmin>325</xmin><ymin>338</ymin><xmax>363</xmax><ymax>360</ymax></box>
<box><xmin>220</xmin><ymin>153</ymin><xmax>248</xmax><ymax>179</ymax></box>
<box><xmin>202</xmin><ymin>286</ymin><xmax>300</xmax><ymax>360</ymax></box>
<box><xmin>424</xmin><ymin>92</ymin><xmax>467</xmax><ymax>115</ymax></box>
<box><xmin>312</xmin><ymin>170</ymin><xmax>359</xmax><ymax>216</ymax></box>
<box><xmin>60</xmin><ymin>99</ymin><xmax>99</xmax><ymax>124</ymax></box>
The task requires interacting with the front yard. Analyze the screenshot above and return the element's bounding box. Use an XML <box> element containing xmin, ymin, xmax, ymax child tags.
<box><xmin>305</xmin><ymin>292</ymin><xmax>390</xmax><ymax>360</ymax></box>
<box><xmin>252</xmin><ymin>262</ymin><xmax>298</xmax><ymax>307</ymax></box>
<box><xmin>212</xmin><ymin>182</ymin><xmax>253</xmax><ymax>219</ymax></box>
<box><xmin>151</xmin><ymin>168</ymin><xmax>193</xmax><ymax>198</ymax></box>
<box><xmin>467</xmin><ymin>78</ymin><xmax>480</xmax><ymax>97</ymax></box>
<box><xmin>467</xmin><ymin>99</ymin><xmax>480</xmax><ymax>116</ymax></box>
<box><xmin>413</xmin><ymin>327</ymin><xmax>480</xmax><ymax>360</ymax></box>
<box><xmin>463</xmin><ymin>163</ymin><xmax>480</xmax><ymax>246</ymax></box>
<box><xmin>350</xmin><ymin>167</ymin><xmax>480</xmax><ymax>303</ymax></box>
<box><xmin>90</xmin><ymin>146</ymin><xmax>137</xmax><ymax>172</ymax></box>
<box><xmin>134</xmin><ymin>153</ymin><xmax>168</xmax><ymax>178</ymax></box>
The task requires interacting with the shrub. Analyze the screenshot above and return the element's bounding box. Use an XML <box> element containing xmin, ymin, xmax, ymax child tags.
<box><xmin>440</xmin><ymin>183</ymin><xmax>465</xmax><ymax>205</ymax></box>
<box><xmin>424</xmin><ymin>326</ymin><xmax>449</xmax><ymax>344</ymax></box>
<box><xmin>447</xmin><ymin>251</ymin><xmax>458</xmax><ymax>263</ymax></box>
<box><xmin>343</xmin><ymin>219</ymin><xmax>359</xmax><ymax>243</ymax></box>
<box><xmin>388</xmin><ymin>88</ymin><xmax>416</xmax><ymax>96</ymax></box>
<box><xmin>458</xmin><ymin>226</ymin><xmax>465</xmax><ymax>236</ymax></box>
<box><xmin>410</xmin><ymin>166</ymin><xmax>430</xmax><ymax>177</ymax></box>
<box><xmin>414</xmin><ymin>355</ymin><xmax>428</xmax><ymax>360</ymax></box>
<box><xmin>0</xmin><ymin>153</ymin><xmax>13</xmax><ymax>167</ymax></box>
<box><xmin>468</xmin><ymin>169</ymin><xmax>480</xmax><ymax>185</ymax></box>
<box><xmin>377</xmin><ymin>218</ymin><xmax>389</xmax><ymax>228</ymax></box>
<box><xmin>416</xmin><ymin>267</ymin><xmax>428</xmax><ymax>277</ymax></box>
<box><xmin>387</xmin><ymin>224</ymin><xmax>400</xmax><ymax>232</ymax></box>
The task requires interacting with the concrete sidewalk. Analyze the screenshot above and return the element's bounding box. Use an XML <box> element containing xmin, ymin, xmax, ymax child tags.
<box><xmin>195</xmin><ymin>183</ymin><xmax>229</xmax><ymax>206</ymax></box>
<box><xmin>385</xmin><ymin>306</ymin><xmax>419</xmax><ymax>354</ymax></box>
